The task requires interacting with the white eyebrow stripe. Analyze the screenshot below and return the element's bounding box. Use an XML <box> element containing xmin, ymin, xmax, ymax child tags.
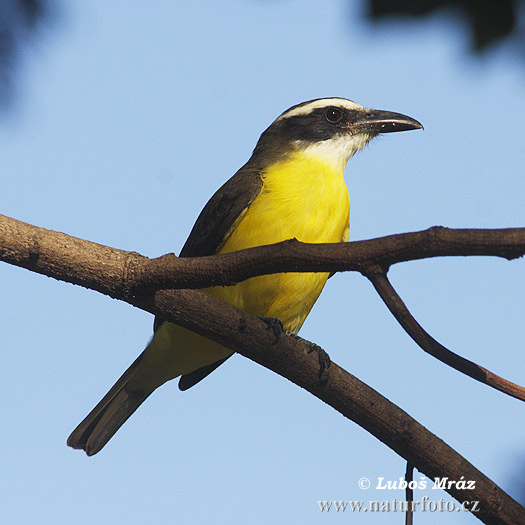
<box><xmin>275</xmin><ymin>98</ymin><xmax>366</xmax><ymax>121</ymax></box>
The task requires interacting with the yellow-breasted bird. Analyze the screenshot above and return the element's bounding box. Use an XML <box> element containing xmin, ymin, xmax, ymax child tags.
<box><xmin>68</xmin><ymin>97</ymin><xmax>422</xmax><ymax>455</ymax></box>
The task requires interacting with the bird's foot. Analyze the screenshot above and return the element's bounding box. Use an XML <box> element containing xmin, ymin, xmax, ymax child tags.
<box><xmin>258</xmin><ymin>316</ymin><xmax>284</xmax><ymax>344</ymax></box>
<box><xmin>287</xmin><ymin>332</ymin><xmax>331</xmax><ymax>384</ymax></box>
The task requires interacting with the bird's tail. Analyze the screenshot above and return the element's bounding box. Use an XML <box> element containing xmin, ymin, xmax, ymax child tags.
<box><xmin>67</xmin><ymin>353</ymin><xmax>154</xmax><ymax>456</ymax></box>
<box><xmin>67</xmin><ymin>322</ymin><xmax>232</xmax><ymax>455</ymax></box>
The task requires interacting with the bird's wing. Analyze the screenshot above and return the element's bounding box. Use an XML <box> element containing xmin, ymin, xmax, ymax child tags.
<box><xmin>154</xmin><ymin>165</ymin><xmax>264</xmax><ymax>387</ymax></box>
<box><xmin>179</xmin><ymin>165</ymin><xmax>264</xmax><ymax>258</ymax></box>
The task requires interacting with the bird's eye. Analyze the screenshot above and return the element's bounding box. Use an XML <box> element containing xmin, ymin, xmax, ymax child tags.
<box><xmin>325</xmin><ymin>107</ymin><xmax>343</xmax><ymax>123</ymax></box>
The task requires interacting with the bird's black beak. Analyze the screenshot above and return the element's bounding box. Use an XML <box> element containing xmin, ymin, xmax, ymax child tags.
<box><xmin>356</xmin><ymin>109</ymin><xmax>423</xmax><ymax>134</ymax></box>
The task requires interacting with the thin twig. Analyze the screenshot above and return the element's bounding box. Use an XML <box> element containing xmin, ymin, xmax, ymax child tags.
<box><xmin>405</xmin><ymin>462</ymin><xmax>414</xmax><ymax>525</ymax></box>
<box><xmin>367</xmin><ymin>270</ymin><xmax>525</xmax><ymax>402</ymax></box>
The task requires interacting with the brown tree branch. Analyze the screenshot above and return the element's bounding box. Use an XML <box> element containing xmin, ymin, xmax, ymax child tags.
<box><xmin>2</xmin><ymin>213</ymin><xmax>523</xmax><ymax>401</ymax></box>
<box><xmin>136</xmin><ymin>226</ymin><xmax>525</xmax><ymax>291</ymax></box>
<box><xmin>3</xmin><ymin>213</ymin><xmax>523</xmax><ymax>292</ymax></box>
<box><xmin>1</xmin><ymin>212</ymin><xmax>524</xmax><ymax>523</ymax></box>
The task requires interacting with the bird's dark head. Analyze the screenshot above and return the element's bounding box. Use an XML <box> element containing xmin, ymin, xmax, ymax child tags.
<box><xmin>252</xmin><ymin>97</ymin><xmax>422</xmax><ymax>170</ymax></box>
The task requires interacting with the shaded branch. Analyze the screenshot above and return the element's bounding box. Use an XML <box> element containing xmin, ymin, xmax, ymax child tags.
<box><xmin>0</xmin><ymin>0</ymin><xmax>50</xmax><ymax>109</ymax></box>
<box><xmin>366</xmin><ymin>0</ymin><xmax>524</xmax><ymax>55</ymax></box>
<box><xmin>1</xmin><ymin>212</ymin><xmax>524</xmax><ymax>523</ymax></box>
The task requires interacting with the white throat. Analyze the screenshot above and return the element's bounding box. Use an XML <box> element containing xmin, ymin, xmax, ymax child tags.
<box><xmin>294</xmin><ymin>132</ymin><xmax>373</xmax><ymax>172</ymax></box>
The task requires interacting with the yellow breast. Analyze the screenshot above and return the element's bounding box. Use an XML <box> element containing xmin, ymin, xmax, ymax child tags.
<box><xmin>209</xmin><ymin>152</ymin><xmax>350</xmax><ymax>333</ymax></box>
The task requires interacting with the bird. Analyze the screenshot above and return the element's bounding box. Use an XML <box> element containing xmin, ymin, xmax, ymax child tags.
<box><xmin>67</xmin><ymin>97</ymin><xmax>422</xmax><ymax>455</ymax></box>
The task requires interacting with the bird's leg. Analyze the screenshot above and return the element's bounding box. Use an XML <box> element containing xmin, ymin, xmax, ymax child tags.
<box><xmin>286</xmin><ymin>332</ymin><xmax>331</xmax><ymax>384</ymax></box>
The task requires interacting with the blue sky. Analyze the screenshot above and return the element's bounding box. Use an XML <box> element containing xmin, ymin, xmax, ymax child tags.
<box><xmin>1</xmin><ymin>1</ymin><xmax>524</xmax><ymax>524</ymax></box>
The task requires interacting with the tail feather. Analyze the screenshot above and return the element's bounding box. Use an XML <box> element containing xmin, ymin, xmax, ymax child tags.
<box><xmin>67</xmin><ymin>354</ymin><xmax>153</xmax><ymax>456</ymax></box>
<box><xmin>68</xmin><ymin>322</ymin><xmax>233</xmax><ymax>455</ymax></box>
